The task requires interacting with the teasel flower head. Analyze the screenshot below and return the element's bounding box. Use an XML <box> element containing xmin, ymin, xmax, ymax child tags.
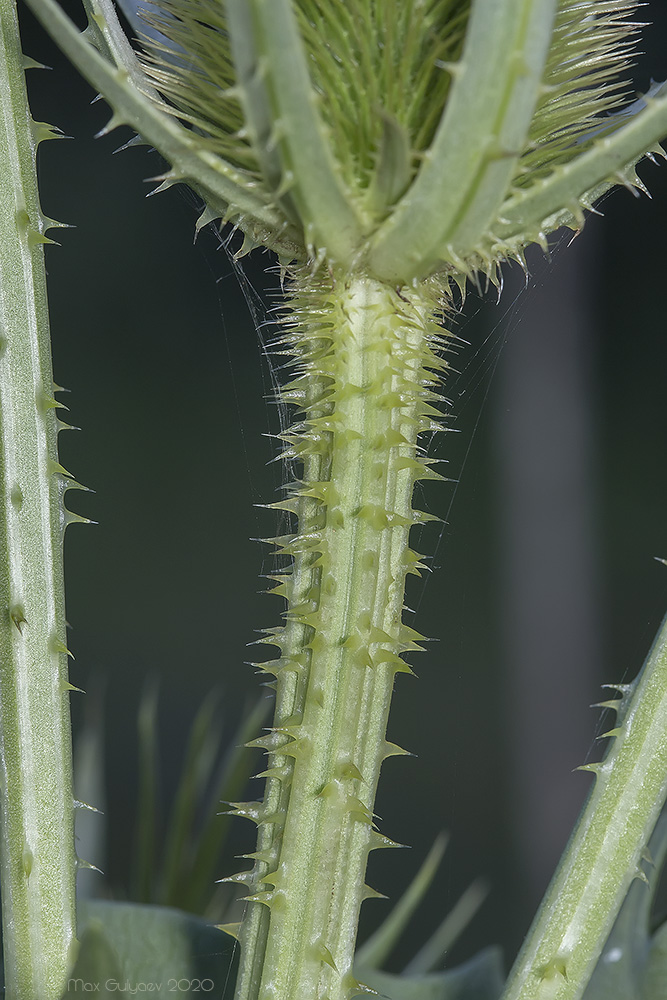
<box><xmin>109</xmin><ymin>0</ymin><xmax>664</xmax><ymax>286</ymax></box>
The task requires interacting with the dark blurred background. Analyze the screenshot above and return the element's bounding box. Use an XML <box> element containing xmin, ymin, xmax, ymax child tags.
<box><xmin>14</xmin><ymin>0</ymin><xmax>667</xmax><ymax>978</ymax></box>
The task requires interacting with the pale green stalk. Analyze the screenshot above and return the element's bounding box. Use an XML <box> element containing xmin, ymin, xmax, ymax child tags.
<box><xmin>502</xmin><ymin>613</ymin><xmax>667</xmax><ymax>1000</ymax></box>
<box><xmin>231</xmin><ymin>271</ymin><xmax>446</xmax><ymax>1000</ymax></box>
<box><xmin>0</xmin><ymin>2</ymin><xmax>77</xmax><ymax>995</ymax></box>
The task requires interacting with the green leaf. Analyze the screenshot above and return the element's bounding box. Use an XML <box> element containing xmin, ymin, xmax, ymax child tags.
<box><xmin>180</xmin><ymin>696</ymin><xmax>271</xmax><ymax>915</ymax></box>
<box><xmin>355</xmin><ymin>835</ymin><xmax>448</xmax><ymax>971</ymax></box>
<box><xmin>130</xmin><ymin>686</ymin><xmax>269</xmax><ymax>916</ymax></box>
<box><xmin>356</xmin><ymin>947</ymin><xmax>504</xmax><ymax>1000</ymax></box>
<box><xmin>132</xmin><ymin>681</ymin><xmax>160</xmax><ymax>904</ymax></box>
<box><xmin>60</xmin><ymin>901</ymin><xmax>237</xmax><ymax>998</ymax></box>
<box><xmin>60</xmin><ymin>918</ymin><xmax>121</xmax><ymax>996</ymax></box>
<box><xmin>403</xmin><ymin>880</ymin><xmax>489</xmax><ymax>976</ymax></box>
<box><xmin>160</xmin><ymin>690</ymin><xmax>226</xmax><ymax>906</ymax></box>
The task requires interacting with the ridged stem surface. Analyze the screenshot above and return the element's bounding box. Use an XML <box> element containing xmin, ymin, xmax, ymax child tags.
<box><xmin>233</xmin><ymin>271</ymin><xmax>447</xmax><ymax>1000</ymax></box>
<box><xmin>0</xmin><ymin>2</ymin><xmax>77</xmax><ymax>996</ymax></box>
<box><xmin>501</xmin><ymin>612</ymin><xmax>667</xmax><ymax>1000</ymax></box>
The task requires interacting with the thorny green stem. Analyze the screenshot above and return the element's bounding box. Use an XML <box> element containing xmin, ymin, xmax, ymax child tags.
<box><xmin>501</xmin><ymin>612</ymin><xmax>667</xmax><ymax>1000</ymax></box>
<box><xmin>0</xmin><ymin>1</ymin><xmax>77</xmax><ymax>995</ymax></box>
<box><xmin>232</xmin><ymin>271</ymin><xmax>448</xmax><ymax>1000</ymax></box>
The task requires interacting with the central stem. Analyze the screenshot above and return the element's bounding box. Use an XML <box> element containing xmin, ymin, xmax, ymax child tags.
<box><xmin>233</xmin><ymin>270</ymin><xmax>448</xmax><ymax>1000</ymax></box>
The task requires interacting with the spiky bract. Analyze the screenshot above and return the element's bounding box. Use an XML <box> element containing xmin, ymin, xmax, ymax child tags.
<box><xmin>135</xmin><ymin>0</ymin><xmax>649</xmax><ymax>281</ymax></box>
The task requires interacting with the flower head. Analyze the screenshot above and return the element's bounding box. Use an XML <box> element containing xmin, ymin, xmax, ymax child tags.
<box><xmin>120</xmin><ymin>0</ymin><xmax>667</xmax><ymax>282</ymax></box>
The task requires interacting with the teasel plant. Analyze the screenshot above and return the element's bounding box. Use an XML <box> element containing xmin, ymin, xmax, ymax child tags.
<box><xmin>2</xmin><ymin>0</ymin><xmax>667</xmax><ymax>998</ymax></box>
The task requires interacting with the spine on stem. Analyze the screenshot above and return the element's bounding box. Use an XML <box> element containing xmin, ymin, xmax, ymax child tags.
<box><xmin>0</xmin><ymin>1</ymin><xmax>78</xmax><ymax>996</ymax></box>
<box><xmin>232</xmin><ymin>268</ymin><xmax>451</xmax><ymax>1000</ymax></box>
